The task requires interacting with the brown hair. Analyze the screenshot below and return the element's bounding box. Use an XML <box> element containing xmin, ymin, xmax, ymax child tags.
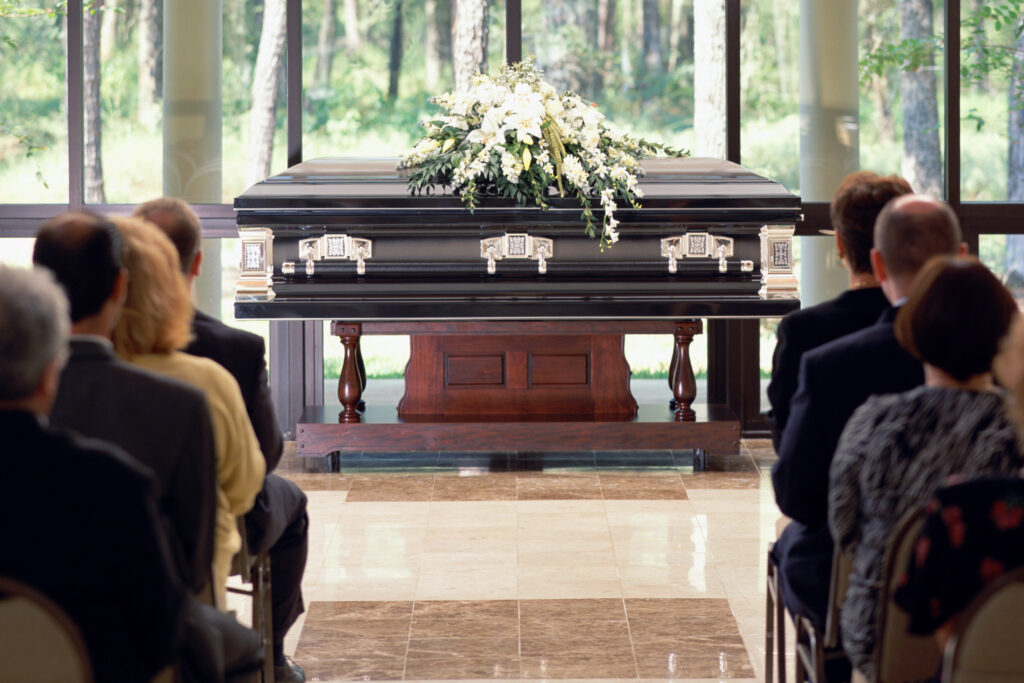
<box><xmin>875</xmin><ymin>195</ymin><xmax>962</xmax><ymax>278</ymax></box>
<box><xmin>110</xmin><ymin>216</ymin><xmax>193</xmax><ymax>358</ymax></box>
<box><xmin>830</xmin><ymin>171</ymin><xmax>912</xmax><ymax>274</ymax></box>
<box><xmin>895</xmin><ymin>256</ymin><xmax>1017</xmax><ymax>382</ymax></box>
<box><xmin>133</xmin><ymin>197</ymin><xmax>202</xmax><ymax>275</ymax></box>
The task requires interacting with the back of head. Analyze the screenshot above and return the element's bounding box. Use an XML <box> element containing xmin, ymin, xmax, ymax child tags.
<box><xmin>32</xmin><ymin>212</ymin><xmax>123</xmax><ymax>323</ymax></box>
<box><xmin>895</xmin><ymin>256</ymin><xmax>1017</xmax><ymax>382</ymax></box>
<box><xmin>133</xmin><ymin>198</ymin><xmax>201</xmax><ymax>275</ymax></box>
<box><xmin>874</xmin><ymin>195</ymin><xmax>962</xmax><ymax>279</ymax></box>
<box><xmin>110</xmin><ymin>217</ymin><xmax>193</xmax><ymax>359</ymax></box>
<box><xmin>0</xmin><ymin>266</ymin><xmax>70</xmax><ymax>402</ymax></box>
<box><xmin>831</xmin><ymin>171</ymin><xmax>913</xmax><ymax>274</ymax></box>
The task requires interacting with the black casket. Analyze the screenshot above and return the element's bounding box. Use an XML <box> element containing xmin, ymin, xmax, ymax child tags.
<box><xmin>232</xmin><ymin>156</ymin><xmax>801</xmax><ymax>459</ymax></box>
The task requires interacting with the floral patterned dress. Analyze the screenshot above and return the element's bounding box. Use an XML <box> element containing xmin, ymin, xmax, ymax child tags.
<box><xmin>893</xmin><ymin>476</ymin><xmax>1024</xmax><ymax>635</ymax></box>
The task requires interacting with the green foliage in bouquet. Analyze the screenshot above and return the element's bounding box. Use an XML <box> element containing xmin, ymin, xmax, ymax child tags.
<box><xmin>399</xmin><ymin>58</ymin><xmax>687</xmax><ymax>249</ymax></box>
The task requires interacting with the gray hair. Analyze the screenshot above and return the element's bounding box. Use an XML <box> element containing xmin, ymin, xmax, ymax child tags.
<box><xmin>0</xmin><ymin>265</ymin><xmax>71</xmax><ymax>401</ymax></box>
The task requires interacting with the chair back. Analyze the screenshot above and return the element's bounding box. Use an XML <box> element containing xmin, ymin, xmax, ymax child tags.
<box><xmin>825</xmin><ymin>546</ymin><xmax>854</xmax><ymax>650</ymax></box>
<box><xmin>231</xmin><ymin>516</ymin><xmax>256</xmax><ymax>580</ymax></box>
<box><xmin>0</xmin><ymin>576</ymin><xmax>93</xmax><ymax>683</ymax></box>
<box><xmin>944</xmin><ymin>566</ymin><xmax>1024</xmax><ymax>683</ymax></box>
<box><xmin>874</xmin><ymin>506</ymin><xmax>942</xmax><ymax>683</ymax></box>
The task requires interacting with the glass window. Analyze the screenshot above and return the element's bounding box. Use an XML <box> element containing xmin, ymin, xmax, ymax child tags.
<box><xmin>740</xmin><ymin>0</ymin><xmax>799</xmax><ymax>194</ymax></box>
<box><xmin>302</xmin><ymin>0</ymin><xmax>507</xmax><ymax>159</ymax></box>
<box><xmin>960</xmin><ymin>5</ymin><xmax>1024</xmax><ymax>201</ymax></box>
<box><xmin>83</xmin><ymin>2</ymin><xmax>285</xmax><ymax>204</ymax></box>
<box><xmin>0</xmin><ymin>239</ymin><xmax>36</xmax><ymax>267</ymax></box>
<box><xmin>859</xmin><ymin>0</ymin><xmax>946</xmax><ymax>198</ymax></box>
<box><xmin>0</xmin><ymin>4</ymin><xmax>68</xmax><ymax>203</ymax></box>
<box><xmin>521</xmin><ymin>0</ymin><xmax>697</xmax><ymax>154</ymax></box>
<box><xmin>980</xmin><ymin>234</ymin><xmax>1024</xmax><ymax>303</ymax></box>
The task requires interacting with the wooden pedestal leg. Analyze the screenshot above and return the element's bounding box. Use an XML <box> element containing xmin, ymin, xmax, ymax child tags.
<box><xmin>672</xmin><ymin>320</ymin><xmax>703</xmax><ymax>422</ymax></box>
<box><xmin>331</xmin><ymin>322</ymin><xmax>363</xmax><ymax>423</ymax></box>
<box><xmin>355</xmin><ymin>340</ymin><xmax>367</xmax><ymax>413</ymax></box>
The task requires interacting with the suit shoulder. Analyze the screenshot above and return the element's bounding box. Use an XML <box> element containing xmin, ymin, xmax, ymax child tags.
<box><xmin>107</xmin><ymin>356</ymin><xmax>209</xmax><ymax>405</ymax></box>
<box><xmin>193</xmin><ymin>313</ymin><xmax>264</xmax><ymax>352</ymax></box>
<box><xmin>55</xmin><ymin>429</ymin><xmax>156</xmax><ymax>487</ymax></box>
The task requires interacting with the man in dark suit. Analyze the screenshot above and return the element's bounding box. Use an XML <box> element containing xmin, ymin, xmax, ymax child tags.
<box><xmin>771</xmin><ymin>195</ymin><xmax>965</xmax><ymax>634</ymax></box>
<box><xmin>0</xmin><ymin>264</ymin><xmax>185</xmax><ymax>683</ymax></box>
<box><xmin>766</xmin><ymin>171</ymin><xmax>912</xmax><ymax>448</ymax></box>
<box><xmin>136</xmin><ymin>197</ymin><xmax>309</xmax><ymax>683</ymax></box>
<box><xmin>33</xmin><ymin>213</ymin><xmax>263</xmax><ymax>682</ymax></box>
<box><xmin>33</xmin><ymin>212</ymin><xmax>217</xmax><ymax>593</ymax></box>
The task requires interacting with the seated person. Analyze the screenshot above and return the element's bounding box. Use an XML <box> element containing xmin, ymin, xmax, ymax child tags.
<box><xmin>136</xmin><ymin>197</ymin><xmax>309</xmax><ymax>682</ymax></box>
<box><xmin>767</xmin><ymin>171</ymin><xmax>911</xmax><ymax>447</ymax></box>
<box><xmin>893</xmin><ymin>315</ymin><xmax>1024</xmax><ymax>647</ymax></box>
<box><xmin>828</xmin><ymin>256</ymin><xmax>1023</xmax><ymax>678</ymax></box>
<box><xmin>110</xmin><ymin>216</ymin><xmax>265</xmax><ymax>604</ymax></box>
<box><xmin>0</xmin><ymin>265</ymin><xmax>185</xmax><ymax>682</ymax></box>
<box><xmin>771</xmin><ymin>194</ymin><xmax>964</xmax><ymax>633</ymax></box>
<box><xmin>33</xmin><ymin>212</ymin><xmax>218</xmax><ymax>594</ymax></box>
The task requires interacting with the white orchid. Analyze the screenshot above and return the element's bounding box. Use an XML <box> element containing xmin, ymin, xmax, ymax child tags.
<box><xmin>466</xmin><ymin>108</ymin><xmax>508</xmax><ymax>147</ymax></box>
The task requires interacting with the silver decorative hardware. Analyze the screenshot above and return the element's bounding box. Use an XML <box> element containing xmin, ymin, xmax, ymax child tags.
<box><xmin>758</xmin><ymin>225</ymin><xmax>799</xmax><ymax>299</ymax></box>
<box><xmin>236</xmin><ymin>227</ymin><xmax>275</xmax><ymax>300</ymax></box>
<box><xmin>480</xmin><ymin>234</ymin><xmax>554</xmax><ymax>275</ymax></box>
<box><xmin>661</xmin><ymin>233</ymin><xmax>734</xmax><ymax>273</ymax></box>
<box><xmin>741</xmin><ymin>260</ymin><xmax>754</xmax><ymax>272</ymax></box>
<box><xmin>285</xmin><ymin>234</ymin><xmax>374</xmax><ymax>277</ymax></box>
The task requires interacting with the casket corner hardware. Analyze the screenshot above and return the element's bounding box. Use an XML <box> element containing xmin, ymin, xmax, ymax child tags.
<box><xmin>480</xmin><ymin>233</ymin><xmax>553</xmax><ymax>275</ymax></box>
<box><xmin>235</xmin><ymin>227</ymin><xmax>276</xmax><ymax>301</ymax></box>
<box><xmin>758</xmin><ymin>224</ymin><xmax>799</xmax><ymax>300</ymax></box>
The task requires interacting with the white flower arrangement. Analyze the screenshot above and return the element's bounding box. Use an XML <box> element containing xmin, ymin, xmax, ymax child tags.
<box><xmin>399</xmin><ymin>58</ymin><xmax>686</xmax><ymax>249</ymax></box>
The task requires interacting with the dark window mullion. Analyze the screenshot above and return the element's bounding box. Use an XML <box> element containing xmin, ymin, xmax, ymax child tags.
<box><xmin>507</xmin><ymin>0</ymin><xmax>522</xmax><ymax>64</ymax></box>
<box><xmin>287</xmin><ymin>0</ymin><xmax>302</xmax><ymax>168</ymax></box>
<box><xmin>68</xmin><ymin>0</ymin><xmax>84</xmax><ymax>210</ymax></box>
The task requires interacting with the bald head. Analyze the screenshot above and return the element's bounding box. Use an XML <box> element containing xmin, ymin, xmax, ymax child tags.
<box><xmin>874</xmin><ymin>195</ymin><xmax>962</xmax><ymax>280</ymax></box>
<box><xmin>32</xmin><ymin>212</ymin><xmax>124</xmax><ymax>323</ymax></box>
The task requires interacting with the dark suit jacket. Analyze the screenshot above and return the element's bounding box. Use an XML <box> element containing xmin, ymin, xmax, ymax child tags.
<box><xmin>769</xmin><ymin>307</ymin><xmax>924</xmax><ymax>627</ymax></box>
<box><xmin>0</xmin><ymin>410</ymin><xmax>185</xmax><ymax>683</ymax></box>
<box><xmin>186</xmin><ymin>311</ymin><xmax>282</xmax><ymax>471</ymax></box>
<box><xmin>50</xmin><ymin>338</ymin><xmax>217</xmax><ymax>594</ymax></box>
<box><xmin>186</xmin><ymin>312</ymin><xmax>287</xmax><ymax>553</ymax></box>
<box><xmin>766</xmin><ymin>287</ymin><xmax>890</xmax><ymax>449</ymax></box>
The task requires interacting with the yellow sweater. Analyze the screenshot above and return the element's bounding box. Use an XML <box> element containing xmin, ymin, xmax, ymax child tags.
<box><xmin>130</xmin><ymin>351</ymin><xmax>265</xmax><ymax>603</ymax></box>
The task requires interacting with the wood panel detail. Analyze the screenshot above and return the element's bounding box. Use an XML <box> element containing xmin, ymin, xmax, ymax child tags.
<box><xmin>446</xmin><ymin>354</ymin><xmax>505</xmax><ymax>387</ymax></box>
<box><xmin>529</xmin><ymin>354</ymin><xmax>589</xmax><ymax>386</ymax></box>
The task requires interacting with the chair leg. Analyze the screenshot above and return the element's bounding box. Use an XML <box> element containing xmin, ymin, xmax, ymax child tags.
<box><xmin>776</xmin><ymin>580</ymin><xmax>787</xmax><ymax>682</ymax></box>
<box><xmin>766</xmin><ymin>580</ymin><xmax>775</xmax><ymax>683</ymax></box>
<box><xmin>257</xmin><ymin>559</ymin><xmax>275</xmax><ymax>683</ymax></box>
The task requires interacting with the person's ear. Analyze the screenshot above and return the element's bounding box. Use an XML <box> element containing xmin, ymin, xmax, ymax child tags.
<box><xmin>835</xmin><ymin>232</ymin><xmax>845</xmax><ymax>262</ymax></box>
<box><xmin>190</xmin><ymin>249</ymin><xmax>203</xmax><ymax>278</ymax></box>
<box><xmin>111</xmin><ymin>268</ymin><xmax>128</xmax><ymax>306</ymax></box>
<box><xmin>958</xmin><ymin>242</ymin><xmax>969</xmax><ymax>257</ymax></box>
<box><xmin>870</xmin><ymin>248</ymin><xmax>888</xmax><ymax>283</ymax></box>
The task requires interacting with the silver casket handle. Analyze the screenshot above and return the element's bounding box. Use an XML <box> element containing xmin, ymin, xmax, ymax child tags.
<box><xmin>281</xmin><ymin>234</ymin><xmax>373</xmax><ymax>276</ymax></box>
<box><xmin>480</xmin><ymin>234</ymin><xmax>554</xmax><ymax>275</ymax></box>
<box><xmin>661</xmin><ymin>233</ymin><xmax>734</xmax><ymax>274</ymax></box>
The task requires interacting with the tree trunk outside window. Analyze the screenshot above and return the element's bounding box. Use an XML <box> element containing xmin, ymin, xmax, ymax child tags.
<box><xmin>453</xmin><ymin>0</ymin><xmax>488</xmax><ymax>94</ymax></box>
<box><xmin>899</xmin><ymin>0</ymin><xmax>942</xmax><ymax>197</ymax></box>
<box><xmin>247</xmin><ymin>0</ymin><xmax>287</xmax><ymax>186</ymax></box>
<box><xmin>138</xmin><ymin>0</ymin><xmax>162</xmax><ymax>129</ymax></box>
<box><xmin>84</xmin><ymin>6</ymin><xmax>105</xmax><ymax>203</ymax></box>
<box><xmin>315</xmin><ymin>0</ymin><xmax>337</xmax><ymax>93</ymax></box>
<box><xmin>343</xmin><ymin>0</ymin><xmax>361</xmax><ymax>52</ymax></box>
<box><xmin>388</xmin><ymin>0</ymin><xmax>403</xmax><ymax>101</ymax></box>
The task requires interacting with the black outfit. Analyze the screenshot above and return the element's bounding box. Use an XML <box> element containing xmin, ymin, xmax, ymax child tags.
<box><xmin>186</xmin><ymin>311</ymin><xmax>308</xmax><ymax>646</ymax></box>
<box><xmin>0</xmin><ymin>410</ymin><xmax>185</xmax><ymax>683</ymax></box>
<box><xmin>766</xmin><ymin>287</ymin><xmax>889</xmax><ymax>449</ymax></box>
<box><xmin>770</xmin><ymin>306</ymin><xmax>924</xmax><ymax>630</ymax></box>
<box><xmin>51</xmin><ymin>337</ymin><xmax>218</xmax><ymax>592</ymax></box>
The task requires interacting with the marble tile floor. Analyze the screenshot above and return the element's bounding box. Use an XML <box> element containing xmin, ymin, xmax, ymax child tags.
<box><xmin>227</xmin><ymin>439</ymin><xmax>793</xmax><ymax>682</ymax></box>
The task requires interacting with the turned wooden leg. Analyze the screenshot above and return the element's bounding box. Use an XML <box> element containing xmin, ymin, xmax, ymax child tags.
<box><xmin>331</xmin><ymin>322</ymin><xmax>363</xmax><ymax>423</ymax></box>
<box><xmin>355</xmin><ymin>337</ymin><xmax>367</xmax><ymax>413</ymax></box>
<box><xmin>672</xmin><ymin>320</ymin><xmax>703</xmax><ymax>422</ymax></box>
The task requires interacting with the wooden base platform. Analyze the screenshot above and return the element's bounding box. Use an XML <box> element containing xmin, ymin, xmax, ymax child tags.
<box><xmin>296</xmin><ymin>403</ymin><xmax>740</xmax><ymax>459</ymax></box>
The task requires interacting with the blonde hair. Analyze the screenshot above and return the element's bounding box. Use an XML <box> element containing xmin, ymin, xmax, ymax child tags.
<box><xmin>110</xmin><ymin>216</ymin><xmax>193</xmax><ymax>358</ymax></box>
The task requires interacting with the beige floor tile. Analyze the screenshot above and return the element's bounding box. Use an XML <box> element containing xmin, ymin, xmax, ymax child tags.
<box><xmin>517</xmin><ymin>565</ymin><xmax>623</xmax><ymax>599</ymax></box>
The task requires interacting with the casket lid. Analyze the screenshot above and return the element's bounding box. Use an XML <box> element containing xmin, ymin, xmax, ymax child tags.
<box><xmin>234</xmin><ymin>156</ymin><xmax>801</xmax><ymax>219</ymax></box>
